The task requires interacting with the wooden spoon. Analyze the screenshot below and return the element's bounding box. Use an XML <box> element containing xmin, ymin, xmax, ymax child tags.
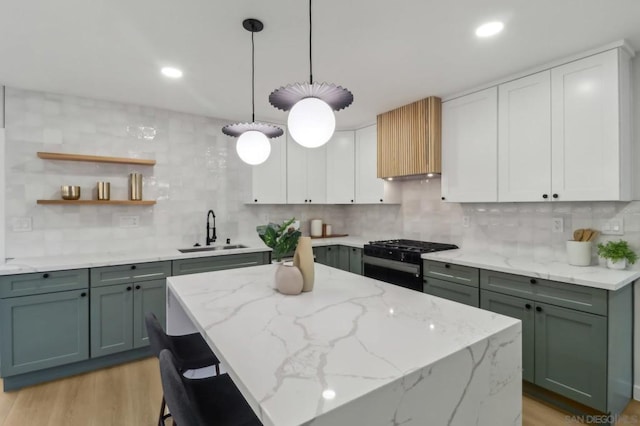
<box><xmin>582</xmin><ymin>229</ymin><xmax>593</xmax><ymax>242</ymax></box>
<box><xmin>573</xmin><ymin>229</ymin><xmax>584</xmax><ymax>242</ymax></box>
<box><xmin>587</xmin><ymin>230</ymin><xmax>600</xmax><ymax>242</ymax></box>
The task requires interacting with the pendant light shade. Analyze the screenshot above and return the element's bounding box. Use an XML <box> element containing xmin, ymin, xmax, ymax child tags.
<box><xmin>269</xmin><ymin>0</ymin><xmax>353</xmax><ymax>148</ymax></box>
<box><xmin>223</xmin><ymin>18</ymin><xmax>283</xmax><ymax>165</ymax></box>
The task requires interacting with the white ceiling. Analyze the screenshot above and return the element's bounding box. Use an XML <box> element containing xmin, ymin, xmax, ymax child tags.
<box><xmin>1</xmin><ymin>0</ymin><xmax>640</xmax><ymax>130</ymax></box>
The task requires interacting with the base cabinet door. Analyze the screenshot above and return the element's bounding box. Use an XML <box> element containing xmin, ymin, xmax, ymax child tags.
<box><xmin>349</xmin><ymin>247</ymin><xmax>362</xmax><ymax>275</ymax></box>
<box><xmin>313</xmin><ymin>247</ymin><xmax>327</xmax><ymax>265</ymax></box>
<box><xmin>90</xmin><ymin>284</ymin><xmax>133</xmax><ymax>358</ymax></box>
<box><xmin>326</xmin><ymin>246</ymin><xmax>339</xmax><ymax>268</ymax></box>
<box><xmin>338</xmin><ymin>246</ymin><xmax>350</xmax><ymax>271</ymax></box>
<box><xmin>481</xmin><ymin>290</ymin><xmax>535</xmax><ymax>382</ymax></box>
<box><xmin>133</xmin><ymin>279</ymin><xmax>166</xmax><ymax>349</ymax></box>
<box><xmin>0</xmin><ymin>290</ymin><xmax>89</xmax><ymax>376</ymax></box>
<box><xmin>534</xmin><ymin>302</ymin><xmax>607</xmax><ymax>411</ymax></box>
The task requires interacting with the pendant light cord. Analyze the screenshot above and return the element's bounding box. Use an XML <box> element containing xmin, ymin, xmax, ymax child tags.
<box><xmin>309</xmin><ymin>0</ymin><xmax>313</xmax><ymax>85</ymax></box>
<box><xmin>251</xmin><ymin>30</ymin><xmax>255</xmax><ymax>123</ymax></box>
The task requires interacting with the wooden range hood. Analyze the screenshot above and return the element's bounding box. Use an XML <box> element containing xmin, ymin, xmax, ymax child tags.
<box><xmin>376</xmin><ymin>96</ymin><xmax>442</xmax><ymax>179</ymax></box>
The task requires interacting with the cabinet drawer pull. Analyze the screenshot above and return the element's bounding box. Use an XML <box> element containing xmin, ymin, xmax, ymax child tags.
<box><xmin>444</xmin><ymin>264</ymin><xmax>450</xmax><ymax>269</ymax></box>
<box><xmin>80</xmin><ymin>292</ymin><xmax>87</xmax><ymax>297</ymax></box>
<box><xmin>535</xmin><ymin>306</ymin><xmax>542</xmax><ymax>312</ymax></box>
<box><xmin>131</xmin><ymin>265</ymin><xmax>137</xmax><ymax>270</ymax></box>
<box><xmin>126</xmin><ymin>286</ymin><xmax>132</xmax><ymax>291</ymax></box>
<box><xmin>542</xmin><ymin>194</ymin><xmax>548</xmax><ymax>199</ymax></box>
<box><xmin>135</xmin><ymin>285</ymin><xmax>141</xmax><ymax>290</ymax></box>
<box><xmin>43</xmin><ymin>273</ymin><xmax>50</xmax><ymax>279</ymax></box>
<box><xmin>552</xmin><ymin>193</ymin><xmax>559</xmax><ymax>199</ymax></box>
<box><xmin>530</xmin><ymin>278</ymin><xmax>537</xmax><ymax>284</ymax></box>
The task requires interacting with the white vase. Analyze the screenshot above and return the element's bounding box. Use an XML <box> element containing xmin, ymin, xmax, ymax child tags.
<box><xmin>274</xmin><ymin>263</ymin><xmax>303</xmax><ymax>295</ymax></box>
<box><xmin>606</xmin><ymin>258</ymin><xmax>627</xmax><ymax>270</ymax></box>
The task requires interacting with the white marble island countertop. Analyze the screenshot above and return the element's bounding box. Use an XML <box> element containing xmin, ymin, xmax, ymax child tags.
<box><xmin>166</xmin><ymin>263</ymin><xmax>522</xmax><ymax>426</ymax></box>
<box><xmin>422</xmin><ymin>249</ymin><xmax>640</xmax><ymax>291</ymax></box>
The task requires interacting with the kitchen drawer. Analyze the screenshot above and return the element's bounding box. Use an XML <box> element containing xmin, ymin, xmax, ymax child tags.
<box><xmin>423</xmin><ymin>277</ymin><xmax>480</xmax><ymax>307</ymax></box>
<box><xmin>0</xmin><ymin>269</ymin><xmax>88</xmax><ymax>298</ymax></box>
<box><xmin>172</xmin><ymin>252</ymin><xmax>269</xmax><ymax>276</ymax></box>
<box><xmin>423</xmin><ymin>260</ymin><xmax>479</xmax><ymax>287</ymax></box>
<box><xmin>91</xmin><ymin>261</ymin><xmax>171</xmax><ymax>287</ymax></box>
<box><xmin>480</xmin><ymin>270</ymin><xmax>607</xmax><ymax>315</ymax></box>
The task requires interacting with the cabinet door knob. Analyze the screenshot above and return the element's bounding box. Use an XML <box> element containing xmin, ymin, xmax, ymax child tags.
<box><xmin>444</xmin><ymin>264</ymin><xmax>450</xmax><ymax>269</ymax></box>
<box><xmin>379</xmin><ymin>199</ymin><xmax>383</xmax><ymax>202</ymax></box>
<box><xmin>304</xmin><ymin>199</ymin><xmax>308</xmax><ymax>203</ymax></box>
<box><xmin>535</xmin><ymin>306</ymin><xmax>542</xmax><ymax>312</ymax></box>
<box><xmin>552</xmin><ymin>193</ymin><xmax>559</xmax><ymax>199</ymax></box>
<box><xmin>254</xmin><ymin>199</ymin><xmax>258</xmax><ymax>203</ymax></box>
<box><xmin>351</xmin><ymin>199</ymin><xmax>354</xmax><ymax>203</ymax></box>
<box><xmin>135</xmin><ymin>285</ymin><xmax>141</xmax><ymax>290</ymax></box>
<box><xmin>525</xmin><ymin>303</ymin><xmax>531</xmax><ymax>310</ymax></box>
<box><xmin>542</xmin><ymin>194</ymin><xmax>548</xmax><ymax>199</ymax></box>
<box><xmin>43</xmin><ymin>273</ymin><xmax>50</xmax><ymax>279</ymax></box>
<box><xmin>530</xmin><ymin>278</ymin><xmax>537</xmax><ymax>284</ymax></box>
<box><xmin>80</xmin><ymin>292</ymin><xmax>87</xmax><ymax>297</ymax></box>
<box><xmin>441</xmin><ymin>197</ymin><xmax>446</xmax><ymax>201</ymax></box>
<box><xmin>309</xmin><ymin>199</ymin><xmax>312</xmax><ymax>203</ymax></box>
<box><xmin>131</xmin><ymin>265</ymin><xmax>137</xmax><ymax>270</ymax></box>
<box><xmin>126</xmin><ymin>286</ymin><xmax>132</xmax><ymax>291</ymax></box>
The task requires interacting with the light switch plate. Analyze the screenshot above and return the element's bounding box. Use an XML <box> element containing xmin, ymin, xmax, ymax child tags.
<box><xmin>11</xmin><ymin>217</ymin><xmax>32</xmax><ymax>232</ymax></box>
<box><xmin>119</xmin><ymin>215</ymin><xmax>139</xmax><ymax>228</ymax></box>
<box><xmin>601</xmin><ymin>218</ymin><xmax>624</xmax><ymax>235</ymax></box>
<box><xmin>462</xmin><ymin>216</ymin><xmax>470</xmax><ymax>228</ymax></box>
<box><xmin>552</xmin><ymin>217</ymin><xmax>564</xmax><ymax>233</ymax></box>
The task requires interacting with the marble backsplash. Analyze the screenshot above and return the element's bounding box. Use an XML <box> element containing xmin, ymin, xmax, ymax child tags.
<box><xmin>4</xmin><ymin>86</ymin><xmax>640</xmax><ymax>271</ymax></box>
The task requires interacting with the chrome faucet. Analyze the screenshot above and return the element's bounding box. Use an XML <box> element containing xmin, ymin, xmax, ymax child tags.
<box><xmin>206</xmin><ymin>210</ymin><xmax>217</xmax><ymax>245</ymax></box>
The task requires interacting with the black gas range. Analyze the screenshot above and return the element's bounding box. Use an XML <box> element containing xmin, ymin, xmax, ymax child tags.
<box><xmin>363</xmin><ymin>239</ymin><xmax>458</xmax><ymax>292</ymax></box>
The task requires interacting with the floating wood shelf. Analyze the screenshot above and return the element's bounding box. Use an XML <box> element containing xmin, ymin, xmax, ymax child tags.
<box><xmin>37</xmin><ymin>200</ymin><xmax>156</xmax><ymax>206</ymax></box>
<box><xmin>37</xmin><ymin>152</ymin><xmax>156</xmax><ymax>166</ymax></box>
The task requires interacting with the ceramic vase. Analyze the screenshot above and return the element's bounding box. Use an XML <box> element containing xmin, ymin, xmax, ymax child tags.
<box><xmin>606</xmin><ymin>258</ymin><xmax>627</xmax><ymax>270</ymax></box>
<box><xmin>275</xmin><ymin>263</ymin><xmax>303</xmax><ymax>295</ymax></box>
<box><xmin>294</xmin><ymin>236</ymin><xmax>315</xmax><ymax>292</ymax></box>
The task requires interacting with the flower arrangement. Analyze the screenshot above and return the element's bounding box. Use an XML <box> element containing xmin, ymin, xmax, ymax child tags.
<box><xmin>256</xmin><ymin>218</ymin><xmax>301</xmax><ymax>262</ymax></box>
<box><xmin>596</xmin><ymin>240</ymin><xmax>638</xmax><ymax>266</ymax></box>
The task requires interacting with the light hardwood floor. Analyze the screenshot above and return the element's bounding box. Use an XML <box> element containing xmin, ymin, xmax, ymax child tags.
<box><xmin>0</xmin><ymin>357</ymin><xmax>639</xmax><ymax>425</ymax></box>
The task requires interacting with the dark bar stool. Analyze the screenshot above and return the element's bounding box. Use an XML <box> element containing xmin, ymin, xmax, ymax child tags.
<box><xmin>145</xmin><ymin>312</ymin><xmax>221</xmax><ymax>426</ymax></box>
<box><xmin>159</xmin><ymin>349</ymin><xmax>262</xmax><ymax>426</ymax></box>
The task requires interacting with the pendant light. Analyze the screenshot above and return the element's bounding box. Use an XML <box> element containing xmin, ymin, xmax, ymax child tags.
<box><xmin>269</xmin><ymin>0</ymin><xmax>353</xmax><ymax>148</ymax></box>
<box><xmin>223</xmin><ymin>19</ymin><xmax>283</xmax><ymax>165</ymax></box>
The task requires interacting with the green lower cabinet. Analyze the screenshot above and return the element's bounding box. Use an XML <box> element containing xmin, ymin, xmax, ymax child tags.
<box><xmin>338</xmin><ymin>246</ymin><xmax>350</xmax><ymax>271</ymax></box>
<box><xmin>90</xmin><ymin>284</ymin><xmax>134</xmax><ymax>357</ymax></box>
<box><xmin>313</xmin><ymin>247</ymin><xmax>327</xmax><ymax>265</ymax></box>
<box><xmin>0</xmin><ymin>289</ymin><xmax>89</xmax><ymax>376</ymax></box>
<box><xmin>133</xmin><ymin>279</ymin><xmax>166</xmax><ymax>348</ymax></box>
<box><xmin>480</xmin><ymin>290</ymin><xmax>535</xmax><ymax>382</ymax></box>
<box><xmin>172</xmin><ymin>252</ymin><xmax>269</xmax><ymax>275</ymax></box>
<box><xmin>425</xmin><ymin>278</ymin><xmax>480</xmax><ymax>308</ymax></box>
<box><xmin>91</xmin><ymin>279</ymin><xmax>166</xmax><ymax>357</ymax></box>
<box><xmin>534</xmin><ymin>302</ymin><xmax>607</xmax><ymax>411</ymax></box>
<box><xmin>349</xmin><ymin>247</ymin><xmax>362</xmax><ymax>275</ymax></box>
<box><xmin>325</xmin><ymin>246</ymin><xmax>339</xmax><ymax>267</ymax></box>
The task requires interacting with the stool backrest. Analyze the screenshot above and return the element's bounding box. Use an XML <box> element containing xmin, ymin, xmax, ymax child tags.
<box><xmin>159</xmin><ymin>349</ymin><xmax>200</xmax><ymax>426</ymax></box>
<box><xmin>145</xmin><ymin>312</ymin><xmax>175</xmax><ymax>359</ymax></box>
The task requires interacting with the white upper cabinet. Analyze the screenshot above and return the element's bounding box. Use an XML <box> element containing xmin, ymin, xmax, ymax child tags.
<box><xmin>251</xmin><ymin>133</ymin><xmax>287</xmax><ymax>204</ymax></box>
<box><xmin>498</xmin><ymin>70</ymin><xmax>552</xmax><ymax>201</ymax></box>
<box><xmin>551</xmin><ymin>49</ymin><xmax>632</xmax><ymax>201</ymax></box>
<box><xmin>441</xmin><ymin>87</ymin><xmax>498</xmax><ymax>202</ymax></box>
<box><xmin>287</xmin><ymin>131</ymin><xmax>327</xmax><ymax>204</ymax></box>
<box><xmin>354</xmin><ymin>125</ymin><xmax>400</xmax><ymax>204</ymax></box>
<box><xmin>326</xmin><ymin>131</ymin><xmax>355</xmax><ymax>204</ymax></box>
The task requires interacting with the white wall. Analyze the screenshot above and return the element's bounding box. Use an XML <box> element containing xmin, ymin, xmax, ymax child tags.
<box><xmin>0</xmin><ymin>85</ymin><xmax>5</xmax><ymax>264</ymax></box>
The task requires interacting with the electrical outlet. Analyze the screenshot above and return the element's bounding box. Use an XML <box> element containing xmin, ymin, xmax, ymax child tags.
<box><xmin>11</xmin><ymin>217</ymin><xmax>32</xmax><ymax>232</ymax></box>
<box><xmin>462</xmin><ymin>216</ymin><xmax>470</xmax><ymax>228</ymax></box>
<box><xmin>552</xmin><ymin>217</ymin><xmax>564</xmax><ymax>233</ymax></box>
<box><xmin>601</xmin><ymin>218</ymin><xmax>624</xmax><ymax>235</ymax></box>
<box><xmin>119</xmin><ymin>215</ymin><xmax>139</xmax><ymax>228</ymax></box>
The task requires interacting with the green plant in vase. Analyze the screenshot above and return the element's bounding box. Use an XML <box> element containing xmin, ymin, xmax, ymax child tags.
<box><xmin>596</xmin><ymin>239</ymin><xmax>638</xmax><ymax>270</ymax></box>
<box><xmin>256</xmin><ymin>218</ymin><xmax>301</xmax><ymax>262</ymax></box>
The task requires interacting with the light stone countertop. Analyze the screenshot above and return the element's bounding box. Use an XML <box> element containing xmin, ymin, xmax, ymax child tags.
<box><xmin>166</xmin><ymin>263</ymin><xmax>522</xmax><ymax>426</ymax></box>
<box><xmin>0</xmin><ymin>236</ymin><xmax>370</xmax><ymax>276</ymax></box>
<box><xmin>422</xmin><ymin>249</ymin><xmax>640</xmax><ymax>291</ymax></box>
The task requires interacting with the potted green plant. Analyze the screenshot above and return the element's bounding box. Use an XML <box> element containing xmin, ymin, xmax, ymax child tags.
<box><xmin>256</xmin><ymin>218</ymin><xmax>301</xmax><ymax>263</ymax></box>
<box><xmin>596</xmin><ymin>240</ymin><xmax>638</xmax><ymax>270</ymax></box>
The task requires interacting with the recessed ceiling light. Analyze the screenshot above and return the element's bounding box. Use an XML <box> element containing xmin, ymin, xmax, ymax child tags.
<box><xmin>475</xmin><ymin>21</ymin><xmax>504</xmax><ymax>38</ymax></box>
<box><xmin>161</xmin><ymin>67</ymin><xmax>183</xmax><ymax>78</ymax></box>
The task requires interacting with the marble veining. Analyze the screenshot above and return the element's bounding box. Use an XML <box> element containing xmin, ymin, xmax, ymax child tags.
<box><xmin>423</xmin><ymin>249</ymin><xmax>640</xmax><ymax>291</ymax></box>
<box><xmin>167</xmin><ymin>263</ymin><xmax>521</xmax><ymax>426</ymax></box>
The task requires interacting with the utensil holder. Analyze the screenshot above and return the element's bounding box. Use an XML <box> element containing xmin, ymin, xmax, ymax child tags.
<box><xmin>566</xmin><ymin>241</ymin><xmax>592</xmax><ymax>266</ymax></box>
<box><xmin>129</xmin><ymin>173</ymin><xmax>142</xmax><ymax>201</ymax></box>
<box><xmin>97</xmin><ymin>182</ymin><xmax>110</xmax><ymax>200</ymax></box>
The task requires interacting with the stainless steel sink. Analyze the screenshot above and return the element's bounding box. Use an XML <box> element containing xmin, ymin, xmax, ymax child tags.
<box><xmin>178</xmin><ymin>244</ymin><xmax>248</xmax><ymax>253</ymax></box>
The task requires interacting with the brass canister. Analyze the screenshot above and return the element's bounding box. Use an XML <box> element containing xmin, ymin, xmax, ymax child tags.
<box><xmin>129</xmin><ymin>173</ymin><xmax>143</xmax><ymax>201</ymax></box>
<box><xmin>97</xmin><ymin>182</ymin><xmax>111</xmax><ymax>200</ymax></box>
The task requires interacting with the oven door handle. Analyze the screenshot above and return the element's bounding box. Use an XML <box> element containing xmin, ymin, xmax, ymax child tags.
<box><xmin>363</xmin><ymin>255</ymin><xmax>421</xmax><ymax>276</ymax></box>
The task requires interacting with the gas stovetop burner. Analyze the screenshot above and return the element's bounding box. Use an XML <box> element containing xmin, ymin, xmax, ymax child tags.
<box><xmin>364</xmin><ymin>239</ymin><xmax>458</xmax><ymax>264</ymax></box>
